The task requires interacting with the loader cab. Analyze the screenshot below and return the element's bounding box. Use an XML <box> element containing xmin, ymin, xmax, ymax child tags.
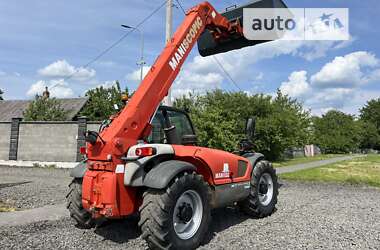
<box><xmin>147</xmin><ymin>106</ymin><xmax>197</xmax><ymax>145</ymax></box>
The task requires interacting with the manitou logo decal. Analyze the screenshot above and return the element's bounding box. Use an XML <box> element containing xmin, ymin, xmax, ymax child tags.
<box><xmin>169</xmin><ymin>16</ymin><xmax>203</xmax><ymax>71</ymax></box>
<box><xmin>215</xmin><ymin>163</ymin><xmax>230</xmax><ymax>179</ymax></box>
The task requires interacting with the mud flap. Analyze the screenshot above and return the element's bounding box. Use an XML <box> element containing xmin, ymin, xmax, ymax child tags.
<box><xmin>82</xmin><ymin>171</ymin><xmax>118</xmax><ymax>218</ymax></box>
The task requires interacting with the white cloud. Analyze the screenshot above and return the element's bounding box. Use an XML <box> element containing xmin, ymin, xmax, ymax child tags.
<box><xmin>177</xmin><ymin>40</ymin><xmax>304</xmax><ymax>88</ymax></box>
<box><xmin>280</xmin><ymin>71</ymin><xmax>310</xmax><ymax>98</ymax></box>
<box><xmin>171</xmin><ymin>40</ymin><xmax>307</xmax><ymax>97</ymax></box>
<box><xmin>295</xmin><ymin>36</ymin><xmax>356</xmax><ymax>61</ymax></box>
<box><xmin>78</xmin><ymin>80</ymin><xmax>119</xmax><ymax>97</ymax></box>
<box><xmin>96</xmin><ymin>80</ymin><xmax>118</xmax><ymax>89</ymax></box>
<box><xmin>297</xmin><ymin>41</ymin><xmax>337</xmax><ymax>61</ymax></box>
<box><xmin>38</xmin><ymin>60</ymin><xmax>96</xmax><ymax>81</ymax></box>
<box><xmin>173</xmin><ymin>71</ymin><xmax>223</xmax><ymax>98</ymax></box>
<box><xmin>27</xmin><ymin>79</ymin><xmax>74</xmax><ymax>98</ymax></box>
<box><xmin>307</xmin><ymin>88</ymin><xmax>354</xmax><ymax>109</ymax></box>
<box><xmin>171</xmin><ymin>39</ymin><xmax>354</xmax><ymax>98</ymax></box>
<box><xmin>310</xmin><ymin>89</ymin><xmax>380</xmax><ymax>116</ymax></box>
<box><xmin>124</xmin><ymin>63</ymin><xmax>223</xmax><ymax>99</ymax></box>
<box><xmin>255</xmin><ymin>72</ymin><xmax>264</xmax><ymax>81</ymax></box>
<box><xmin>280</xmin><ymin>51</ymin><xmax>380</xmax><ymax>115</ymax></box>
<box><xmin>170</xmin><ymin>56</ymin><xmax>225</xmax><ymax>98</ymax></box>
<box><xmin>368</xmin><ymin>68</ymin><xmax>380</xmax><ymax>82</ymax></box>
<box><xmin>0</xmin><ymin>71</ymin><xmax>6</xmax><ymax>77</ymax></box>
<box><xmin>333</xmin><ymin>36</ymin><xmax>356</xmax><ymax>50</ymax></box>
<box><xmin>126</xmin><ymin>66</ymin><xmax>151</xmax><ymax>82</ymax></box>
<box><xmin>311</xmin><ymin>51</ymin><xmax>379</xmax><ymax>88</ymax></box>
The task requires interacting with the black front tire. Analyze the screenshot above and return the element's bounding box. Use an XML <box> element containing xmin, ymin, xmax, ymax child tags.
<box><xmin>239</xmin><ymin>160</ymin><xmax>278</xmax><ymax>218</ymax></box>
<box><xmin>139</xmin><ymin>172</ymin><xmax>211</xmax><ymax>250</ymax></box>
<box><xmin>66</xmin><ymin>178</ymin><xmax>95</xmax><ymax>229</ymax></box>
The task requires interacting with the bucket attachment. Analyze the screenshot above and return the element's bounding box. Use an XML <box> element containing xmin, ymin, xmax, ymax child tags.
<box><xmin>198</xmin><ymin>0</ymin><xmax>288</xmax><ymax>57</ymax></box>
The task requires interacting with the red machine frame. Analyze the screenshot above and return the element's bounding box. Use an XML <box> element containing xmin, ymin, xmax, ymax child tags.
<box><xmin>82</xmin><ymin>1</ymin><xmax>252</xmax><ymax>218</ymax></box>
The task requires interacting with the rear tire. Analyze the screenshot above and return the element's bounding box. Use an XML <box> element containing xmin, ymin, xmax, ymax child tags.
<box><xmin>239</xmin><ymin>160</ymin><xmax>278</xmax><ymax>218</ymax></box>
<box><xmin>139</xmin><ymin>172</ymin><xmax>211</xmax><ymax>250</ymax></box>
<box><xmin>66</xmin><ymin>178</ymin><xmax>95</xmax><ymax>229</ymax></box>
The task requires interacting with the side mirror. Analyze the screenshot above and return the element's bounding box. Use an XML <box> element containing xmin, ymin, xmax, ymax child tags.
<box><xmin>246</xmin><ymin>117</ymin><xmax>256</xmax><ymax>141</ymax></box>
<box><xmin>85</xmin><ymin>131</ymin><xmax>99</xmax><ymax>145</ymax></box>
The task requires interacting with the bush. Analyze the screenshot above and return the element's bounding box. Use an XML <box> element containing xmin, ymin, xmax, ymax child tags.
<box><xmin>312</xmin><ymin>110</ymin><xmax>360</xmax><ymax>154</ymax></box>
<box><xmin>174</xmin><ymin>90</ymin><xmax>311</xmax><ymax>160</ymax></box>
<box><xmin>23</xmin><ymin>95</ymin><xmax>67</xmax><ymax>121</ymax></box>
<box><xmin>79</xmin><ymin>81</ymin><xmax>129</xmax><ymax>121</ymax></box>
<box><xmin>360</xmin><ymin>98</ymin><xmax>380</xmax><ymax>150</ymax></box>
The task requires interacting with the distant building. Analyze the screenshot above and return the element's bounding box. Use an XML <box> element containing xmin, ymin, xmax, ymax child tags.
<box><xmin>0</xmin><ymin>97</ymin><xmax>88</xmax><ymax>121</ymax></box>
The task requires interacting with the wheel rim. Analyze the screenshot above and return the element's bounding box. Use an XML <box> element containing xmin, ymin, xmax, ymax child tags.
<box><xmin>173</xmin><ymin>190</ymin><xmax>203</xmax><ymax>240</ymax></box>
<box><xmin>258</xmin><ymin>173</ymin><xmax>274</xmax><ymax>206</ymax></box>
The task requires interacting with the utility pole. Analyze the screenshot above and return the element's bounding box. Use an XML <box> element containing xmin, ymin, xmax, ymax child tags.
<box><xmin>165</xmin><ymin>0</ymin><xmax>173</xmax><ymax>44</ymax></box>
<box><xmin>163</xmin><ymin>0</ymin><xmax>173</xmax><ymax>106</ymax></box>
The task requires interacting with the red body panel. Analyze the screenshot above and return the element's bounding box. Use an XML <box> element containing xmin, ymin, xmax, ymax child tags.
<box><xmin>82</xmin><ymin>2</ymin><xmax>247</xmax><ymax>218</ymax></box>
<box><xmin>83</xmin><ymin>146</ymin><xmax>252</xmax><ymax>218</ymax></box>
<box><xmin>173</xmin><ymin>145</ymin><xmax>252</xmax><ymax>185</ymax></box>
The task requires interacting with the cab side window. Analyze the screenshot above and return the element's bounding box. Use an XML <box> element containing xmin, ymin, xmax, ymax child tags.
<box><xmin>147</xmin><ymin>108</ymin><xmax>195</xmax><ymax>144</ymax></box>
<box><xmin>147</xmin><ymin>112</ymin><xmax>165</xmax><ymax>143</ymax></box>
<box><xmin>167</xmin><ymin>110</ymin><xmax>194</xmax><ymax>139</ymax></box>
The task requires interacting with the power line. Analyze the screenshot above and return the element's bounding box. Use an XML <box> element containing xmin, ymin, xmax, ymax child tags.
<box><xmin>64</xmin><ymin>0</ymin><xmax>169</xmax><ymax>82</ymax></box>
<box><xmin>212</xmin><ymin>56</ymin><xmax>242</xmax><ymax>91</ymax></box>
<box><xmin>175</xmin><ymin>0</ymin><xmax>243</xmax><ymax>92</ymax></box>
<box><xmin>175</xmin><ymin>0</ymin><xmax>186</xmax><ymax>15</ymax></box>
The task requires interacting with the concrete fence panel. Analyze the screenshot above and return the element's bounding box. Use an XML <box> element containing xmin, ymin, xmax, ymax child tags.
<box><xmin>17</xmin><ymin>122</ymin><xmax>78</xmax><ymax>162</ymax></box>
<box><xmin>0</xmin><ymin>123</ymin><xmax>11</xmax><ymax>160</ymax></box>
<box><xmin>87</xmin><ymin>123</ymin><xmax>101</xmax><ymax>132</ymax></box>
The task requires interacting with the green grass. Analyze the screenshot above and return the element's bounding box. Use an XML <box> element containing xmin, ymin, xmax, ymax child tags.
<box><xmin>273</xmin><ymin>154</ymin><xmax>345</xmax><ymax>168</ymax></box>
<box><xmin>280</xmin><ymin>154</ymin><xmax>380</xmax><ymax>188</ymax></box>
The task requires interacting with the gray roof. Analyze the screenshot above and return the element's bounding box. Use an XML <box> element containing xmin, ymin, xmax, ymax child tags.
<box><xmin>0</xmin><ymin>98</ymin><xmax>88</xmax><ymax>122</ymax></box>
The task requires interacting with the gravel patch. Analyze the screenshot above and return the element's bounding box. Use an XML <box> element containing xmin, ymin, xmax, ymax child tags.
<box><xmin>1</xmin><ymin>179</ymin><xmax>379</xmax><ymax>249</ymax></box>
<box><xmin>0</xmin><ymin>166</ymin><xmax>71</xmax><ymax>209</ymax></box>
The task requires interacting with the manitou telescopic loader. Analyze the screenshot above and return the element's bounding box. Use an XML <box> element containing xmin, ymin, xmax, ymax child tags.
<box><xmin>67</xmin><ymin>0</ymin><xmax>287</xmax><ymax>249</ymax></box>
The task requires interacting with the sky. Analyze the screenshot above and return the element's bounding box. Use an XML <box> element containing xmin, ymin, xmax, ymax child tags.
<box><xmin>0</xmin><ymin>0</ymin><xmax>379</xmax><ymax>116</ymax></box>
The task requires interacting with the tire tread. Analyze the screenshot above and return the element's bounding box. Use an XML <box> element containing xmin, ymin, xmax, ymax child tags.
<box><xmin>66</xmin><ymin>178</ymin><xmax>95</xmax><ymax>229</ymax></box>
<box><xmin>240</xmin><ymin>160</ymin><xmax>279</xmax><ymax>218</ymax></box>
<box><xmin>139</xmin><ymin>172</ymin><xmax>211</xmax><ymax>250</ymax></box>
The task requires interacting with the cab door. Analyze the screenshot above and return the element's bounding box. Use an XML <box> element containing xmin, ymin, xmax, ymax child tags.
<box><xmin>147</xmin><ymin>106</ymin><xmax>196</xmax><ymax>145</ymax></box>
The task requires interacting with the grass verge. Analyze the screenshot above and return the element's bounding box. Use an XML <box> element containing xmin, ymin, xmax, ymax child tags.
<box><xmin>273</xmin><ymin>154</ymin><xmax>345</xmax><ymax>168</ymax></box>
<box><xmin>280</xmin><ymin>154</ymin><xmax>380</xmax><ymax>188</ymax></box>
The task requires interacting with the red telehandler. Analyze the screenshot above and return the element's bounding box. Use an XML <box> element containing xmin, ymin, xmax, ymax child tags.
<box><xmin>67</xmin><ymin>0</ymin><xmax>287</xmax><ymax>249</ymax></box>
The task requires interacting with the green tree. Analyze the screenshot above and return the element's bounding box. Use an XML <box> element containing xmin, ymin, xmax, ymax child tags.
<box><xmin>359</xmin><ymin>98</ymin><xmax>380</xmax><ymax>149</ymax></box>
<box><xmin>357</xmin><ymin>120</ymin><xmax>380</xmax><ymax>150</ymax></box>
<box><xmin>312</xmin><ymin>110</ymin><xmax>360</xmax><ymax>153</ymax></box>
<box><xmin>23</xmin><ymin>95</ymin><xmax>67</xmax><ymax>121</ymax></box>
<box><xmin>174</xmin><ymin>89</ymin><xmax>311</xmax><ymax>160</ymax></box>
<box><xmin>255</xmin><ymin>90</ymin><xmax>311</xmax><ymax>159</ymax></box>
<box><xmin>79</xmin><ymin>81</ymin><xmax>129</xmax><ymax>121</ymax></box>
<box><xmin>0</xmin><ymin>89</ymin><xmax>3</xmax><ymax>100</ymax></box>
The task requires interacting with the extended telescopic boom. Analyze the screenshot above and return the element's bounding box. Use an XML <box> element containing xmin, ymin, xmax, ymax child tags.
<box><xmin>87</xmin><ymin>2</ymin><xmax>245</xmax><ymax>164</ymax></box>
